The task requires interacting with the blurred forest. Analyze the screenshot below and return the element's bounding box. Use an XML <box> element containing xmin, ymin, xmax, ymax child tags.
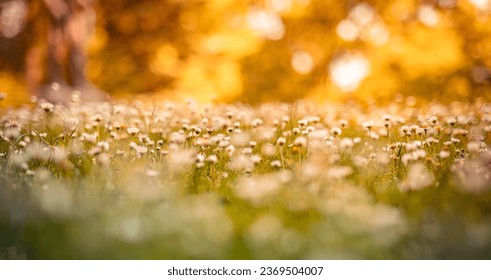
<box><xmin>1</xmin><ymin>0</ymin><xmax>491</xmax><ymax>105</ymax></box>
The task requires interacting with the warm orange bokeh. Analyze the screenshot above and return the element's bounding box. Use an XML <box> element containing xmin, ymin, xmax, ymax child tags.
<box><xmin>1</xmin><ymin>0</ymin><xmax>491</xmax><ymax>105</ymax></box>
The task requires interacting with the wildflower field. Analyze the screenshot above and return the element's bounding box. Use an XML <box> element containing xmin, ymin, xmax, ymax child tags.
<box><xmin>0</xmin><ymin>97</ymin><xmax>490</xmax><ymax>259</ymax></box>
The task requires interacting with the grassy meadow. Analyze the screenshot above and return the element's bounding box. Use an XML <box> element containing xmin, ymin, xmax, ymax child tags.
<box><xmin>1</xmin><ymin>97</ymin><xmax>490</xmax><ymax>259</ymax></box>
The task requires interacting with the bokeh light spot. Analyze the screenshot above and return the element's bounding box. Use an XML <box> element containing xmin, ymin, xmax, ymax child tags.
<box><xmin>247</xmin><ymin>9</ymin><xmax>285</xmax><ymax>40</ymax></box>
<box><xmin>329</xmin><ymin>53</ymin><xmax>370</xmax><ymax>92</ymax></box>
<box><xmin>336</xmin><ymin>19</ymin><xmax>360</xmax><ymax>42</ymax></box>
<box><xmin>469</xmin><ymin>0</ymin><xmax>491</xmax><ymax>11</ymax></box>
<box><xmin>291</xmin><ymin>51</ymin><xmax>314</xmax><ymax>74</ymax></box>
<box><xmin>0</xmin><ymin>0</ymin><xmax>27</xmax><ymax>38</ymax></box>
<box><xmin>349</xmin><ymin>3</ymin><xmax>375</xmax><ymax>27</ymax></box>
<box><xmin>418</xmin><ymin>5</ymin><xmax>440</xmax><ymax>27</ymax></box>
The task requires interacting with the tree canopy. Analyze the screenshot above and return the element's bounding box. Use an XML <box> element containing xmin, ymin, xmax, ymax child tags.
<box><xmin>1</xmin><ymin>0</ymin><xmax>491</xmax><ymax>104</ymax></box>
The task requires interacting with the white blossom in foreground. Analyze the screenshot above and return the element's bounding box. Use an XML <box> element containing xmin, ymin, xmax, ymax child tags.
<box><xmin>401</xmin><ymin>164</ymin><xmax>434</xmax><ymax>191</ymax></box>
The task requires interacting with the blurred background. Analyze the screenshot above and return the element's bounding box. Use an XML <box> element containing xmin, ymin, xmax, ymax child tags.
<box><xmin>1</xmin><ymin>0</ymin><xmax>491</xmax><ymax>105</ymax></box>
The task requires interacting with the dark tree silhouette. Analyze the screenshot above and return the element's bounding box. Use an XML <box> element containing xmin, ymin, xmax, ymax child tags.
<box><xmin>36</xmin><ymin>0</ymin><xmax>106</xmax><ymax>104</ymax></box>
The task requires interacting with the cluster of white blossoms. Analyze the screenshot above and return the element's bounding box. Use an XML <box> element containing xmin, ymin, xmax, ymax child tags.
<box><xmin>0</xmin><ymin>97</ymin><xmax>490</xmax><ymax>259</ymax></box>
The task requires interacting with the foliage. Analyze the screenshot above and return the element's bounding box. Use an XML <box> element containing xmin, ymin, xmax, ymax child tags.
<box><xmin>1</xmin><ymin>0</ymin><xmax>491</xmax><ymax>104</ymax></box>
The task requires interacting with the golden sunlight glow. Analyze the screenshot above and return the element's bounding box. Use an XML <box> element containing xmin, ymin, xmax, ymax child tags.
<box><xmin>469</xmin><ymin>0</ymin><xmax>491</xmax><ymax>10</ymax></box>
<box><xmin>151</xmin><ymin>45</ymin><xmax>180</xmax><ymax>77</ymax></box>
<box><xmin>336</xmin><ymin>19</ymin><xmax>360</xmax><ymax>42</ymax></box>
<box><xmin>266</xmin><ymin>0</ymin><xmax>293</xmax><ymax>13</ymax></box>
<box><xmin>337</xmin><ymin>3</ymin><xmax>389</xmax><ymax>46</ymax></box>
<box><xmin>247</xmin><ymin>8</ymin><xmax>285</xmax><ymax>40</ymax></box>
<box><xmin>418</xmin><ymin>5</ymin><xmax>440</xmax><ymax>27</ymax></box>
<box><xmin>329</xmin><ymin>53</ymin><xmax>370</xmax><ymax>92</ymax></box>
<box><xmin>349</xmin><ymin>3</ymin><xmax>376</xmax><ymax>27</ymax></box>
<box><xmin>200</xmin><ymin>29</ymin><xmax>261</xmax><ymax>58</ymax></box>
<box><xmin>0</xmin><ymin>0</ymin><xmax>490</xmax><ymax>105</ymax></box>
<box><xmin>0</xmin><ymin>0</ymin><xmax>491</xmax><ymax>261</ymax></box>
<box><xmin>291</xmin><ymin>51</ymin><xmax>314</xmax><ymax>74</ymax></box>
<box><xmin>366</xmin><ymin>22</ymin><xmax>390</xmax><ymax>46</ymax></box>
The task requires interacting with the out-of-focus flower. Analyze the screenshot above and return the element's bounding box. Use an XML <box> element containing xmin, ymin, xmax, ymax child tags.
<box><xmin>40</xmin><ymin>102</ymin><xmax>54</xmax><ymax>113</ymax></box>
<box><xmin>401</xmin><ymin>164</ymin><xmax>434</xmax><ymax>191</ymax></box>
<box><xmin>453</xmin><ymin>152</ymin><xmax>491</xmax><ymax>194</ymax></box>
<box><xmin>271</xmin><ymin>160</ymin><xmax>282</xmax><ymax>168</ymax></box>
<box><xmin>127</xmin><ymin>127</ymin><xmax>140</xmax><ymax>136</ymax></box>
